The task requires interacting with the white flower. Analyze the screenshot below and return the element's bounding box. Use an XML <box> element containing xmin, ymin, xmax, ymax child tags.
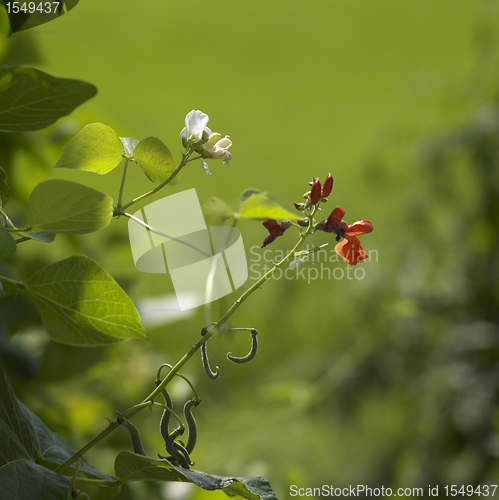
<box><xmin>180</xmin><ymin>110</ymin><xmax>232</xmax><ymax>174</ymax></box>
<box><xmin>180</xmin><ymin>110</ymin><xmax>210</xmax><ymax>143</ymax></box>
<box><xmin>202</xmin><ymin>134</ymin><xmax>232</xmax><ymax>166</ymax></box>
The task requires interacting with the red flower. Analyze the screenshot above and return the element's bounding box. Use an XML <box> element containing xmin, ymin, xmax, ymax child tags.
<box><xmin>322</xmin><ymin>173</ymin><xmax>333</xmax><ymax>197</ymax></box>
<box><xmin>323</xmin><ymin>207</ymin><xmax>373</xmax><ymax>265</ymax></box>
<box><xmin>261</xmin><ymin>219</ymin><xmax>288</xmax><ymax>248</ymax></box>
<box><xmin>310</xmin><ymin>178</ymin><xmax>321</xmax><ymax>205</ymax></box>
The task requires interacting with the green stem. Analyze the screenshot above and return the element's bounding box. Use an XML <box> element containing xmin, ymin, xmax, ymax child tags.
<box><xmin>54</xmin><ymin>402</ymin><xmax>152</xmax><ymax>475</ymax></box>
<box><xmin>121</xmin><ymin>151</ymin><xmax>191</xmax><ymax>211</ymax></box>
<box><xmin>55</xmin><ymin>220</ymin><xmax>312</xmax><ymax>474</ymax></box>
<box><xmin>117</xmin><ymin>159</ymin><xmax>129</xmax><ymax>209</ymax></box>
<box><xmin>63</xmin><ymin>476</ymin><xmax>119</xmax><ymax>487</ymax></box>
<box><xmin>121</xmin><ymin>211</ymin><xmax>211</xmax><ymax>258</ymax></box>
<box><xmin>4</xmin><ymin>226</ymin><xmax>31</xmax><ymax>232</ymax></box>
<box><xmin>0</xmin><ymin>274</ymin><xmax>25</xmax><ymax>289</ymax></box>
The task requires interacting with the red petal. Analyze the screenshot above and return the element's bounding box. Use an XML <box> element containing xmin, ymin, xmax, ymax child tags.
<box><xmin>263</xmin><ymin>219</ymin><xmax>284</xmax><ymax>236</ymax></box>
<box><xmin>334</xmin><ymin>235</ymin><xmax>368</xmax><ymax>265</ymax></box>
<box><xmin>261</xmin><ymin>234</ymin><xmax>277</xmax><ymax>248</ymax></box>
<box><xmin>322</xmin><ymin>173</ymin><xmax>333</xmax><ymax>196</ymax></box>
<box><xmin>310</xmin><ymin>178</ymin><xmax>322</xmax><ymax>204</ymax></box>
<box><xmin>326</xmin><ymin>207</ymin><xmax>345</xmax><ymax>226</ymax></box>
<box><xmin>345</xmin><ymin>220</ymin><xmax>373</xmax><ymax>236</ymax></box>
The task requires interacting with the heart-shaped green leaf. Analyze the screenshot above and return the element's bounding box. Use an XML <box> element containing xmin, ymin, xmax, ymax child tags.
<box><xmin>27</xmin><ymin>179</ymin><xmax>113</xmax><ymax>234</ymax></box>
<box><xmin>238</xmin><ymin>193</ymin><xmax>298</xmax><ymax>221</ymax></box>
<box><xmin>203</xmin><ymin>196</ymin><xmax>235</xmax><ymax>224</ymax></box>
<box><xmin>0</xmin><ymin>460</ymin><xmax>71</xmax><ymax>500</ymax></box>
<box><xmin>0</xmin><ymin>66</ymin><xmax>97</xmax><ymax>133</ymax></box>
<box><xmin>115</xmin><ymin>452</ymin><xmax>278</xmax><ymax>500</ymax></box>
<box><xmin>26</xmin><ymin>255</ymin><xmax>147</xmax><ymax>346</ymax></box>
<box><xmin>0</xmin><ymin>365</ymin><xmax>114</xmax><ymax>500</ymax></box>
<box><xmin>133</xmin><ymin>137</ymin><xmax>179</xmax><ymax>184</ymax></box>
<box><xmin>55</xmin><ymin>123</ymin><xmax>125</xmax><ymax>174</ymax></box>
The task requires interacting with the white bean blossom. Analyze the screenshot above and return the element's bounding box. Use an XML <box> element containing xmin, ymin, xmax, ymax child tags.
<box><xmin>180</xmin><ymin>110</ymin><xmax>210</xmax><ymax>143</ymax></box>
<box><xmin>180</xmin><ymin>110</ymin><xmax>232</xmax><ymax>175</ymax></box>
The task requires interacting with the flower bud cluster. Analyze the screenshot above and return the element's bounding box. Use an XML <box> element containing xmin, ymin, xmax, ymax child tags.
<box><xmin>297</xmin><ymin>173</ymin><xmax>334</xmax><ymax>208</ymax></box>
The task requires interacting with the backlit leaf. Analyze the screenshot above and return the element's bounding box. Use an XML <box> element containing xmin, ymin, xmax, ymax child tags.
<box><xmin>26</xmin><ymin>255</ymin><xmax>147</xmax><ymax>346</ymax></box>
<box><xmin>238</xmin><ymin>193</ymin><xmax>298</xmax><ymax>221</ymax></box>
<box><xmin>133</xmin><ymin>137</ymin><xmax>179</xmax><ymax>184</ymax></box>
<box><xmin>27</xmin><ymin>179</ymin><xmax>113</xmax><ymax>234</ymax></box>
<box><xmin>55</xmin><ymin>123</ymin><xmax>125</xmax><ymax>174</ymax></box>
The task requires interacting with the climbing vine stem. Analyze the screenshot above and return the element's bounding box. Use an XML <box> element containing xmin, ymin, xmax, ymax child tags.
<box><xmin>55</xmin><ymin>225</ymin><xmax>311</xmax><ymax>475</ymax></box>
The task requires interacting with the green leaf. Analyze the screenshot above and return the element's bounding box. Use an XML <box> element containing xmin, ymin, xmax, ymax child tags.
<box><xmin>0</xmin><ymin>66</ymin><xmax>97</xmax><ymax>133</ymax></box>
<box><xmin>0</xmin><ymin>166</ymin><xmax>10</xmax><ymax>208</ymax></box>
<box><xmin>133</xmin><ymin>137</ymin><xmax>179</xmax><ymax>184</ymax></box>
<box><xmin>0</xmin><ymin>228</ymin><xmax>16</xmax><ymax>258</ymax></box>
<box><xmin>0</xmin><ymin>274</ymin><xmax>19</xmax><ymax>298</ymax></box>
<box><xmin>0</xmin><ymin>460</ymin><xmax>71</xmax><ymax>500</ymax></box>
<box><xmin>26</xmin><ymin>255</ymin><xmax>147</xmax><ymax>346</ymax></box>
<box><xmin>238</xmin><ymin>193</ymin><xmax>298</xmax><ymax>221</ymax></box>
<box><xmin>0</xmin><ymin>364</ymin><xmax>114</xmax><ymax>488</ymax></box>
<box><xmin>20</xmin><ymin>231</ymin><xmax>56</xmax><ymax>243</ymax></box>
<box><xmin>0</xmin><ymin>365</ymin><xmax>38</xmax><ymax>464</ymax></box>
<box><xmin>55</xmin><ymin>123</ymin><xmax>125</xmax><ymax>174</ymax></box>
<box><xmin>240</xmin><ymin>188</ymin><xmax>262</xmax><ymax>205</ymax></box>
<box><xmin>27</xmin><ymin>179</ymin><xmax>113</xmax><ymax>234</ymax></box>
<box><xmin>203</xmin><ymin>196</ymin><xmax>235</xmax><ymax>225</ymax></box>
<box><xmin>115</xmin><ymin>452</ymin><xmax>278</xmax><ymax>500</ymax></box>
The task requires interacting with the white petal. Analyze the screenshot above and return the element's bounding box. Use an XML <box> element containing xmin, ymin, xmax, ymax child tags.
<box><xmin>201</xmin><ymin>159</ymin><xmax>211</xmax><ymax>175</ymax></box>
<box><xmin>184</xmin><ymin>110</ymin><xmax>209</xmax><ymax>142</ymax></box>
<box><xmin>203</xmin><ymin>132</ymin><xmax>222</xmax><ymax>150</ymax></box>
<box><xmin>214</xmin><ymin>137</ymin><xmax>232</xmax><ymax>150</ymax></box>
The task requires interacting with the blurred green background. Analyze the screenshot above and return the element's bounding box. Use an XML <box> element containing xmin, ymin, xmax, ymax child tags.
<box><xmin>1</xmin><ymin>0</ymin><xmax>499</xmax><ymax>498</ymax></box>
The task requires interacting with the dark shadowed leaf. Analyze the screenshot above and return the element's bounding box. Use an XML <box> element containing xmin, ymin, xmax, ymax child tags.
<box><xmin>0</xmin><ymin>66</ymin><xmax>97</xmax><ymax>132</ymax></box>
<box><xmin>0</xmin><ymin>228</ymin><xmax>16</xmax><ymax>258</ymax></box>
<box><xmin>0</xmin><ymin>365</ymin><xmax>114</xmax><ymax>500</ymax></box>
<box><xmin>115</xmin><ymin>452</ymin><xmax>278</xmax><ymax>500</ymax></box>
<box><xmin>0</xmin><ymin>167</ymin><xmax>10</xmax><ymax>208</ymax></box>
<box><xmin>0</xmin><ymin>461</ymin><xmax>71</xmax><ymax>500</ymax></box>
<box><xmin>19</xmin><ymin>231</ymin><xmax>56</xmax><ymax>243</ymax></box>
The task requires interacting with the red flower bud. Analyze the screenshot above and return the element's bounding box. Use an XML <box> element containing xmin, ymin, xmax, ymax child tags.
<box><xmin>310</xmin><ymin>178</ymin><xmax>321</xmax><ymax>205</ymax></box>
<box><xmin>322</xmin><ymin>173</ymin><xmax>333</xmax><ymax>197</ymax></box>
